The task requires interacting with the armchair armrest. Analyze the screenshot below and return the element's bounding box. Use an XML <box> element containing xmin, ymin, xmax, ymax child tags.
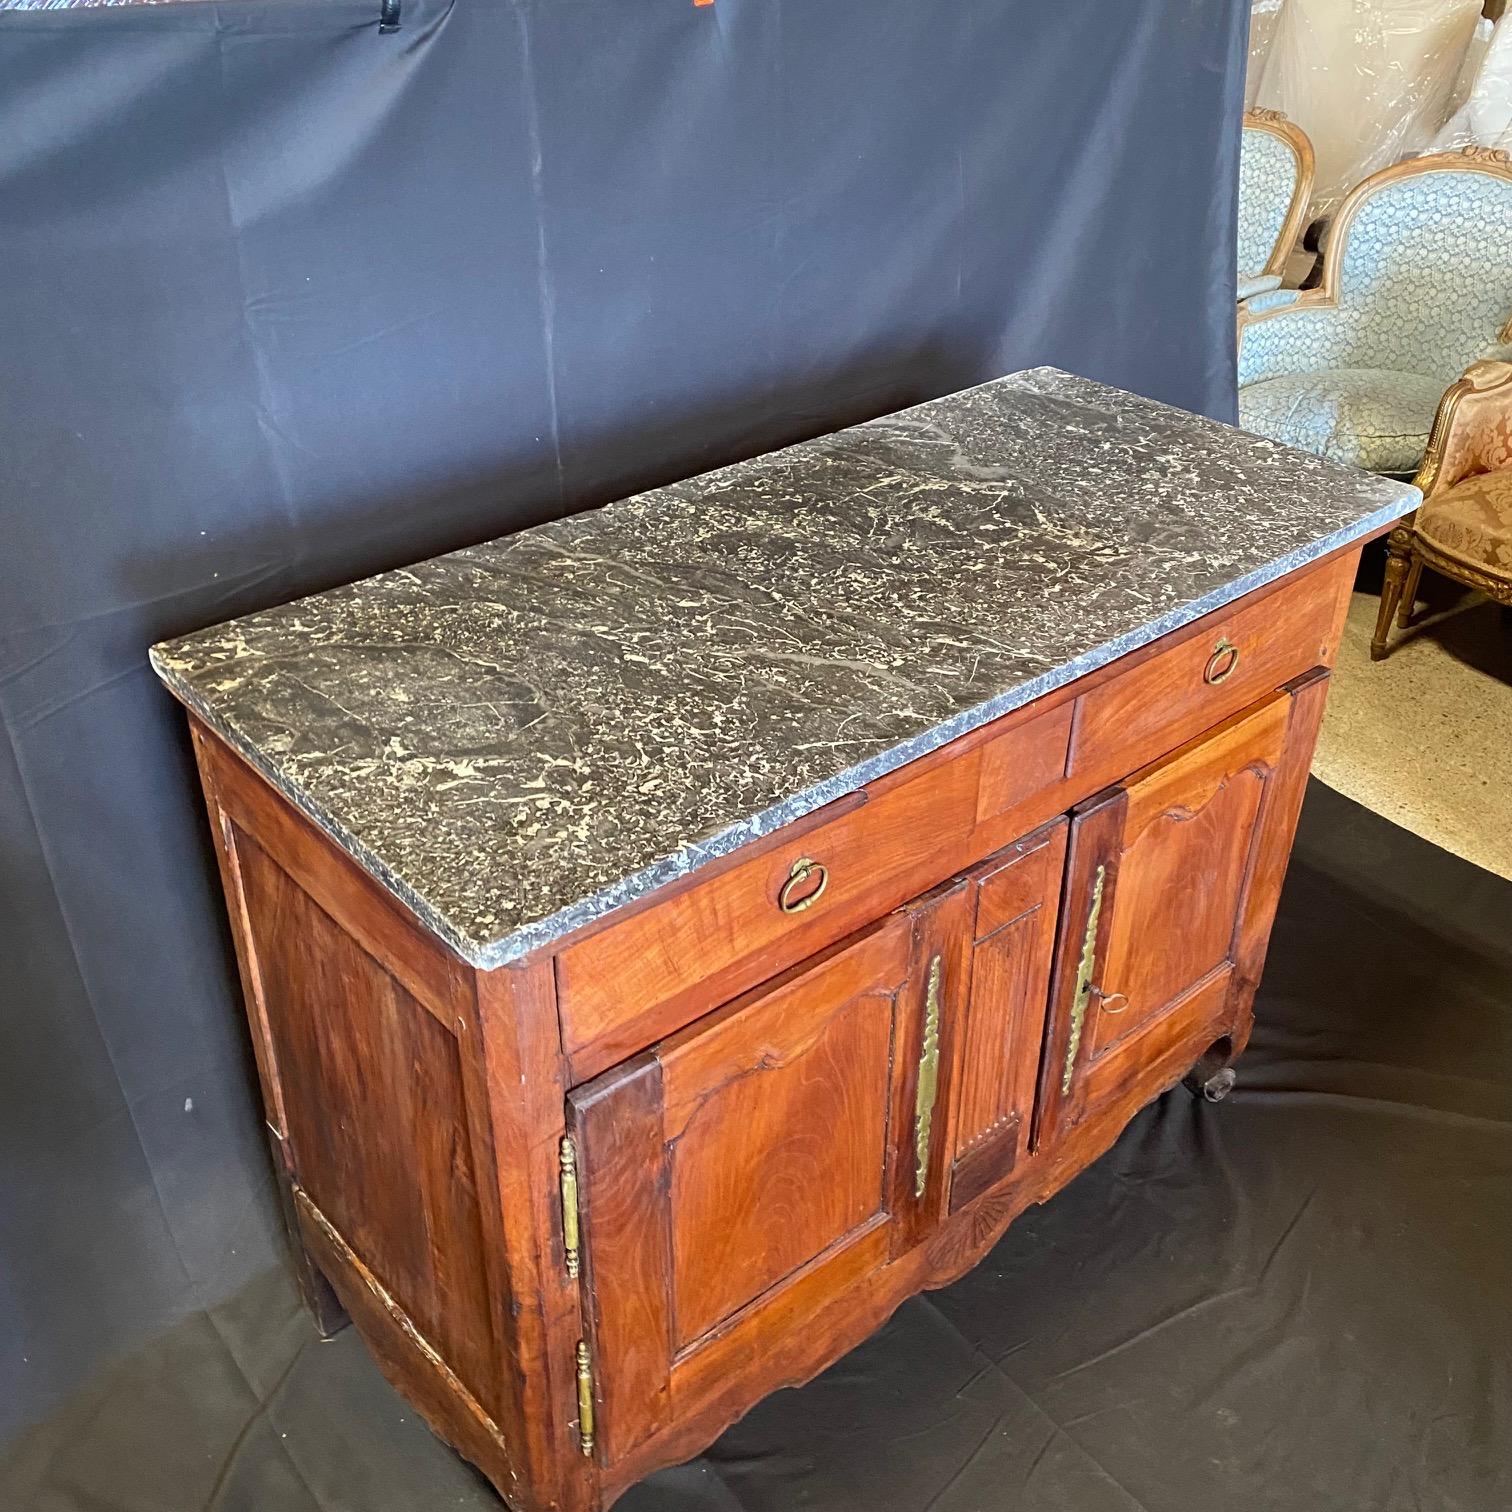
<box><xmin>1416</xmin><ymin>360</ymin><xmax>1512</xmax><ymax>498</ymax></box>
<box><xmin>1237</xmin><ymin>272</ymin><xmax>1284</xmax><ymax>302</ymax></box>
<box><xmin>1237</xmin><ymin>290</ymin><xmax>1351</xmax><ymax>388</ymax></box>
<box><xmin>1238</xmin><ymin>286</ymin><xmax>1300</xmax><ymax>315</ymax></box>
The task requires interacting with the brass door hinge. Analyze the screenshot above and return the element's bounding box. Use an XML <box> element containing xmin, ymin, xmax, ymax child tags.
<box><xmin>913</xmin><ymin>954</ymin><xmax>943</xmax><ymax>1198</ymax></box>
<box><xmin>1062</xmin><ymin>865</ymin><xmax>1106</xmax><ymax>1094</ymax></box>
<box><xmin>559</xmin><ymin>1134</ymin><xmax>581</xmax><ymax>1279</ymax></box>
<box><xmin>575</xmin><ymin>1339</ymin><xmax>596</xmax><ymax>1458</ymax></box>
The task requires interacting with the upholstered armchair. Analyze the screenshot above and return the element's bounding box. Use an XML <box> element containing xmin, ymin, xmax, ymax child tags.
<box><xmin>1238</xmin><ymin>109</ymin><xmax>1314</xmax><ymax>302</ymax></box>
<box><xmin>1373</xmin><ymin>359</ymin><xmax>1512</xmax><ymax>659</ymax></box>
<box><xmin>1239</xmin><ymin>147</ymin><xmax>1512</xmax><ymax>477</ymax></box>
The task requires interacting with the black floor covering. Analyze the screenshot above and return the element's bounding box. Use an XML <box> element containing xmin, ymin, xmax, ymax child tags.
<box><xmin>6</xmin><ymin>782</ymin><xmax>1510</xmax><ymax>1512</ymax></box>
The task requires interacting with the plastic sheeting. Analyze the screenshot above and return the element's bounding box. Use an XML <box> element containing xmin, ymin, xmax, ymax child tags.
<box><xmin>1434</xmin><ymin>18</ymin><xmax>1512</xmax><ymax>150</ymax></box>
<box><xmin>1245</xmin><ymin>0</ymin><xmax>1288</xmax><ymax>105</ymax></box>
<box><xmin>4</xmin><ymin>782</ymin><xmax>1510</xmax><ymax>1510</ymax></box>
<box><xmin>0</xmin><ymin>0</ymin><xmax>1250</xmax><ymax>1450</ymax></box>
<box><xmin>1254</xmin><ymin>0</ymin><xmax>1484</xmax><ymax>211</ymax></box>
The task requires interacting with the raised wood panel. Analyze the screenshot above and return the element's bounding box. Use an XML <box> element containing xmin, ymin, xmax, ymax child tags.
<box><xmin>1037</xmin><ymin>692</ymin><xmax>1300</xmax><ymax>1148</ymax></box>
<box><xmin>1089</xmin><ymin>700</ymin><xmax>1287</xmax><ymax>1056</ymax></box>
<box><xmin>231</xmin><ymin>827</ymin><xmax>502</xmax><ymax>1422</ymax></box>
<box><xmin>570</xmin><ymin>912</ymin><xmax>920</xmax><ymax>1469</ymax></box>
<box><xmin>663</xmin><ymin>972</ymin><xmax>900</xmax><ymax>1349</ymax></box>
<box><xmin>945</xmin><ymin>822</ymin><xmax>1067</xmax><ymax>1212</ymax></box>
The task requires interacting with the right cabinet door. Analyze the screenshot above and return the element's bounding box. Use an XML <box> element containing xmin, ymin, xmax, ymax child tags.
<box><xmin>1036</xmin><ymin>676</ymin><xmax>1326</xmax><ymax>1146</ymax></box>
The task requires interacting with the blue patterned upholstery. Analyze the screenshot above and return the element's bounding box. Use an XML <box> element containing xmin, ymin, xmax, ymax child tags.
<box><xmin>1238</xmin><ymin>126</ymin><xmax>1303</xmax><ymax>293</ymax></box>
<box><xmin>1238</xmin><ymin>368</ymin><xmax>1446</xmax><ymax>473</ymax></box>
<box><xmin>1239</xmin><ymin>158</ymin><xmax>1512</xmax><ymax>474</ymax></box>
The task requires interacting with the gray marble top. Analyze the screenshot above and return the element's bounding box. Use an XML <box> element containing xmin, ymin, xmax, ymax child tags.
<box><xmin>152</xmin><ymin>367</ymin><xmax>1417</xmax><ymax>969</ymax></box>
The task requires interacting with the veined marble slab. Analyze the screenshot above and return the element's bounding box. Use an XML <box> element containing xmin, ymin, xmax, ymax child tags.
<box><xmin>151</xmin><ymin>367</ymin><xmax>1417</xmax><ymax>968</ymax></box>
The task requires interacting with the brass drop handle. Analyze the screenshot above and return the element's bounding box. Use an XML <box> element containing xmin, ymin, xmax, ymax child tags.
<box><xmin>777</xmin><ymin>856</ymin><xmax>829</xmax><ymax>914</ymax></box>
<box><xmin>1204</xmin><ymin>636</ymin><xmax>1240</xmax><ymax>685</ymax></box>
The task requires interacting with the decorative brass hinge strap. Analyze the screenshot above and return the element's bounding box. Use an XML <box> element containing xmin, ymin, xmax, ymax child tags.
<box><xmin>575</xmin><ymin>1340</ymin><xmax>596</xmax><ymax>1458</ymax></box>
<box><xmin>913</xmin><ymin>954</ymin><xmax>943</xmax><ymax>1199</ymax></box>
<box><xmin>559</xmin><ymin>1135</ymin><xmax>581</xmax><ymax>1280</ymax></box>
<box><xmin>1062</xmin><ymin>865</ymin><xmax>1106</xmax><ymax>1094</ymax></box>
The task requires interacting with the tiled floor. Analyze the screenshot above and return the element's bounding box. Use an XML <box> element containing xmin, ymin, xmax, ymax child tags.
<box><xmin>1312</xmin><ymin>585</ymin><xmax>1512</xmax><ymax>882</ymax></box>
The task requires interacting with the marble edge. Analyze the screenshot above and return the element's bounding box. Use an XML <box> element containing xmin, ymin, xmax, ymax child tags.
<box><xmin>149</xmin><ymin>482</ymin><xmax>1417</xmax><ymax>972</ymax></box>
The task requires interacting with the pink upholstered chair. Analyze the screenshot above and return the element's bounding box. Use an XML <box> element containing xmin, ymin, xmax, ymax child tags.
<box><xmin>1373</xmin><ymin>359</ymin><xmax>1512</xmax><ymax>659</ymax></box>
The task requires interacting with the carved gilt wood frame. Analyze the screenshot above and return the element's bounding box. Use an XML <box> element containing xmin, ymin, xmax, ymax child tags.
<box><xmin>1243</xmin><ymin>108</ymin><xmax>1316</xmax><ymax>283</ymax></box>
<box><xmin>1240</xmin><ymin>145</ymin><xmax>1512</xmax><ymax>335</ymax></box>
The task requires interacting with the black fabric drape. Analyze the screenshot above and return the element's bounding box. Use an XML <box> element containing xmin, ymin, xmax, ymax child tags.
<box><xmin>5</xmin><ymin>783</ymin><xmax>1510</xmax><ymax>1511</ymax></box>
<box><xmin>0</xmin><ymin>0</ymin><xmax>1248</xmax><ymax>1444</ymax></box>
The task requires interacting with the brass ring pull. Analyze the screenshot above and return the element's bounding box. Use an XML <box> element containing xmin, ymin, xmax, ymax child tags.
<box><xmin>1204</xmin><ymin>637</ymin><xmax>1240</xmax><ymax>686</ymax></box>
<box><xmin>777</xmin><ymin>856</ymin><xmax>829</xmax><ymax>914</ymax></box>
<box><xmin>1098</xmin><ymin>990</ymin><xmax>1129</xmax><ymax>1015</ymax></box>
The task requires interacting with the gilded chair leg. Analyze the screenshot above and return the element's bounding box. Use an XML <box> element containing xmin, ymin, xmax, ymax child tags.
<box><xmin>1396</xmin><ymin>553</ymin><xmax>1424</xmax><ymax>629</ymax></box>
<box><xmin>1372</xmin><ymin>528</ymin><xmax>1413</xmax><ymax>661</ymax></box>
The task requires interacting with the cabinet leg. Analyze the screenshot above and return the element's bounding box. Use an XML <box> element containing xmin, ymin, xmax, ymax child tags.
<box><xmin>1184</xmin><ymin>1066</ymin><xmax>1237</xmax><ymax>1102</ymax></box>
<box><xmin>291</xmin><ymin>1240</ymin><xmax>349</xmax><ymax>1339</ymax></box>
<box><xmin>270</xmin><ymin>1150</ymin><xmax>348</xmax><ymax>1339</ymax></box>
<box><xmin>1182</xmin><ymin>1036</ymin><xmax>1237</xmax><ymax>1104</ymax></box>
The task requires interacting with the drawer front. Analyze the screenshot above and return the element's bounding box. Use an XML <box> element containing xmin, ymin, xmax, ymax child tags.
<box><xmin>556</xmin><ymin>700</ymin><xmax>1074</xmax><ymax>1076</ymax></box>
<box><xmin>1070</xmin><ymin>552</ymin><xmax>1351</xmax><ymax>793</ymax></box>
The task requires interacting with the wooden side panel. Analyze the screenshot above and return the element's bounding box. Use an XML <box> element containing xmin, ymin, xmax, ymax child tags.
<box><xmin>191</xmin><ymin>724</ymin><xmax>555</xmax><ymax>1510</ymax></box>
<box><xmin>232</xmin><ymin>828</ymin><xmax>502</xmax><ymax>1421</ymax></box>
<box><xmin>946</xmin><ymin>822</ymin><xmax>1067</xmax><ymax>1211</ymax></box>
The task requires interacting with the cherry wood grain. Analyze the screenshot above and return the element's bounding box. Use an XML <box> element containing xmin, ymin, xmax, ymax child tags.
<box><xmin>173</xmin><ymin>545</ymin><xmax>1363</xmax><ymax>1512</ymax></box>
<box><xmin>1070</xmin><ymin>548</ymin><xmax>1352</xmax><ymax>792</ymax></box>
<box><xmin>569</xmin><ymin>1055</ymin><xmax>672</xmax><ymax>1466</ymax></box>
<box><xmin>1038</xmin><ymin>690</ymin><xmax>1306</xmax><ymax>1149</ymax></box>
<box><xmin>569</xmin><ymin>914</ymin><xmax>919</xmax><ymax>1466</ymax></box>
<box><xmin>946</xmin><ymin>821</ymin><xmax>1068</xmax><ymax>1211</ymax></box>
<box><xmin>555</xmin><ymin>737</ymin><xmax>983</xmax><ymax>1078</ymax></box>
<box><xmin>232</xmin><ymin>827</ymin><xmax>503</xmax><ymax>1416</ymax></box>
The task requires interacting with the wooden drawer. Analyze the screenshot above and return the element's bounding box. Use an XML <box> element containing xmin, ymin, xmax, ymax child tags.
<box><xmin>1069</xmin><ymin>552</ymin><xmax>1352</xmax><ymax>792</ymax></box>
<box><xmin>556</xmin><ymin>699</ymin><xmax>1074</xmax><ymax>1077</ymax></box>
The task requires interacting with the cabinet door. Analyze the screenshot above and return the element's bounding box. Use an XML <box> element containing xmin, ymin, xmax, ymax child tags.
<box><xmin>1035</xmin><ymin>678</ymin><xmax>1326</xmax><ymax>1146</ymax></box>
<box><xmin>938</xmin><ymin>820</ymin><xmax>1068</xmax><ymax>1214</ymax></box>
<box><xmin>567</xmin><ymin>896</ymin><xmax>957</xmax><ymax>1467</ymax></box>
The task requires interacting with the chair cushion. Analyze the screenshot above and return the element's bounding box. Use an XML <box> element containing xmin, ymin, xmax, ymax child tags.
<box><xmin>1238</xmin><ymin>367</ymin><xmax>1444</xmax><ymax>473</ymax></box>
<box><xmin>1417</xmin><ymin>470</ymin><xmax>1512</xmax><ymax>575</ymax></box>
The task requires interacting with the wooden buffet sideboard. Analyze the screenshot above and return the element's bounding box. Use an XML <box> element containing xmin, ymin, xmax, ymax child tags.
<box><xmin>152</xmin><ymin>369</ymin><xmax>1416</xmax><ymax>1511</ymax></box>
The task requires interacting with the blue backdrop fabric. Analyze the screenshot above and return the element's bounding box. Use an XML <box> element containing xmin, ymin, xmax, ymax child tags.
<box><xmin>0</xmin><ymin>0</ymin><xmax>1248</xmax><ymax>1443</ymax></box>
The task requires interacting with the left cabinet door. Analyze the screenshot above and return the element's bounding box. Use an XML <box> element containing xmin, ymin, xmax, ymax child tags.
<box><xmin>566</xmin><ymin>900</ymin><xmax>954</xmax><ymax>1469</ymax></box>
